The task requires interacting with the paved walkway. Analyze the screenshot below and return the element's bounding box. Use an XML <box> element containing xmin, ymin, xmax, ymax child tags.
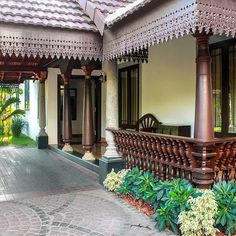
<box><xmin>0</xmin><ymin>147</ymin><xmax>172</xmax><ymax>236</ymax></box>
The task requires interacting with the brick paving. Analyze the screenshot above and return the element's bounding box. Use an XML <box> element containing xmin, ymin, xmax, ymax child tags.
<box><xmin>0</xmin><ymin>147</ymin><xmax>173</xmax><ymax>236</ymax></box>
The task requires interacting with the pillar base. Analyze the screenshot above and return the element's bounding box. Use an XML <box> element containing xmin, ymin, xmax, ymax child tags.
<box><xmin>37</xmin><ymin>135</ymin><xmax>48</xmax><ymax>149</ymax></box>
<box><xmin>192</xmin><ymin>167</ymin><xmax>214</xmax><ymax>189</ymax></box>
<box><xmin>62</xmin><ymin>143</ymin><xmax>73</xmax><ymax>152</ymax></box>
<box><xmin>99</xmin><ymin>156</ymin><xmax>124</xmax><ymax>184</ymax></box>
<box><xmin>82</xmin><ymin>151</ymin><xmax>95</xmax><ymax>161</ymax></box>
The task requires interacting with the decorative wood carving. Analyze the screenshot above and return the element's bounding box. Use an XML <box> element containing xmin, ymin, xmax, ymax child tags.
<box><xmin>109</xmin><ymin>129</ymin><xmax>236</xmax><ymax>188</ymax></box>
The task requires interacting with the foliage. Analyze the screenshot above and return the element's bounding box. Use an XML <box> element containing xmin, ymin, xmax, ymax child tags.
<box><xmin>212</xmin><ymin>181</ymin><xmax>236</xmax><ymax>234</ymax></box>
<box><xmin>0</xmin><ymin>97</ymin><xmax>25</xmax><ymax>122</ymax></box>
<box><xmin>0</xmin><ymin>124</ymin><xmax>4</xmax><ymax>135</ymax></box>
<box><xmin>103</xmin><ymin>169</ymin><xmax>129</xmax><ymax>192</ymax></box>
<box><xmin>104</xmin><ymin>167</ymin><xmax>236</xmax><ymax>235</ymax></box>
<box><xmin>133</xmin><ymin>171</ymin><xmax>158</xmax><ymax>201</ymax></box>
<box><xmin>178</xmin><ymin>189</ymin><xmax>218</xmax><ymax>236</ymax></box>
<box><xmin>0</xmin><ymin>87</ymin><xmax>25</xmax><ymax>135</ymax></box>
<box><xmin>11</xmin><ymin>117</ymin><xmax>25</xmax><ymax>137</ymax></box>
<box><xmin>152</xmin><ymin>178</ymin><xmax>198</xmax><ymax>234</ymax></box>
<box><xmin>0</xmin><ymin>135</ymin><xmax>10</xmax><ymax>145</ymax></box>
<box><xmin>116</xmin><ymin>167</ymin><xmax>143</xmax><ymax>198</ymax></box>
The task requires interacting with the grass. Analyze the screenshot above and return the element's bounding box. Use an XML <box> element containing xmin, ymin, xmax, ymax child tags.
<box><xmin>0</xmin><ymin>134</ymin><xmax>36</xmax><ymax>146</ymax></box>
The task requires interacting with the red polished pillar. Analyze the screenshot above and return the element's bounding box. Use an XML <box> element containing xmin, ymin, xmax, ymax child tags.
<box><xmin>193</xmin><ymin>31</ymin><xmax>214</xmax><ymax>141</ymax></box>
<box><xmin>192</xmin><ymin>31</ymin><xmax>215</xmax><ymax>189</ymax></box>
<box><xmin>62</xmin><ymin>74</ymin><xmax>73</xmax><ymax>152</ymax></box>
<box><xmin>81</xmin><ymin>65</ymin><xmax>95</xmax><ymax>160</ymax></box>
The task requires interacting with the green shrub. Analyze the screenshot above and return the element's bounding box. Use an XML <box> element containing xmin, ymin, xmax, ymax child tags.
<box><xmin>104</xmin><ymin>167</ymin><xmax>236</xmax><ymax>235</ymax></box>
<box><xmin>152</xmin><ymin>179</ymin><xmax>198</xmax><ymax>234</ymax></box>
<box><xmin>212</xmin><ymin>181</ymin><xmax>236</xmax><ymax>234</ymax></box>
<box><xmin>11</xmin><ymin>117</ymin><xmax>25</xmax><ymax>137</ymax></box>
<box><xmin>103</xmin><ymin>169</ymin><xmax>129</xmax><ymax>191</ymax></box>
<box><xmin>178</xmin><ymin>189</ymin><xmax>218</xmax><ymax>236</ymax></box>
<box><xmin>134</xmin><ymin>171</ymin><xmax>158</xmax><ymax>202</ymax></box>
<box><xmin>116</xmin><ymin>167</ymin><xmax>142</xmax><ymax>198</ymax></box>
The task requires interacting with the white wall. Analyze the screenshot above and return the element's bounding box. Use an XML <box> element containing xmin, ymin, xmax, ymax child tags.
<box><xmin>142</xmin><ymin>36</ymin><xmax>196</xmax><ymax>136</ymax></box>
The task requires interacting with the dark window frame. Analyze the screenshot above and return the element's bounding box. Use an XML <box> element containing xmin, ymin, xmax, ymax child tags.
<box><xmin>210</xmin><ymin>38</ymin><xmax>236</xmax><ymax>137</ymax></box>
<box><xmin>118</xmin><ymin>65</ymin><xmax>139</xmax><ymax>129</ymax></box>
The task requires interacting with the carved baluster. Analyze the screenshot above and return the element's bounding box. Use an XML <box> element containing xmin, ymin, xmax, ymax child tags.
<box><xmin>156</xmin><ymin>138</ymin><xmax>163</xmax><ymax>179</ymax></box>
<box><xmin>222</xmin><ymin>143</ymin><xmax>231</xmax><ymax>181</ymax></box>
<box><xmin>149</xmin><ymin>137</ymin><xmax>155</xmax><ymax>175</ymax></box>
<box><xmin>141</xmin><ymin>135</ymin><xmax>146</xmax><ymax>171</ymax></box>
<box><xmin>159</xmin><ymin>139</ymin><xmax>166</xmax><ymax>180</ymax></box>
<box><xmin>153</xmin><ymin>137</ymin><xmax>158</xmax><ymax>177</ymax></box>
<box><xmin>172</xmin><ymin>140</ymin><xmax>179</xmax><ymax>179</ymax></box>
<box><xmin>230</xmin><ymin>142</ymin><xmax>236</xmax><ymax>181</ymax></box>
<box><xmin>184</xmin><ymin>143</ymin><xmax>193</xmax><ymax>182</ymax></box>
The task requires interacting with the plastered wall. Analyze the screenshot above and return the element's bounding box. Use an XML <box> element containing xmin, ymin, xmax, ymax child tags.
<box><xmin>141</xmin><ymin>36</ymin><xmax>196</xmax><ymax>136</ymax></box>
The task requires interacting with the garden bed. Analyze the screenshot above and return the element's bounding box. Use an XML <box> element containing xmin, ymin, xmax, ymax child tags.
<box><xmin>104</xmin><ymin>168</ymin><xmax>236</xmax><ymax>236</ymax></box>
<box><xmin>121</xmin><ymin>194</ymin><xmax>154</xmax><ymax>216</ymax></box>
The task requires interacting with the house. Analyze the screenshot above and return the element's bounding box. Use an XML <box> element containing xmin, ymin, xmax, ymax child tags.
<box><xmin>0</xmin><ymin>0</ymin><xmax>235</xmax><ymax>188</ymax></box>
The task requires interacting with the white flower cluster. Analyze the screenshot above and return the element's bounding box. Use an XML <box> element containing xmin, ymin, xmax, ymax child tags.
<box><xmin>103</xmin><ymin>169</ymin><xmax>129</xmax><ymax>192</ymax></box>
<box><xmin>178</xmin><ymin>189</ymin><xmax>218</xmax><ymax>236</ymax></box>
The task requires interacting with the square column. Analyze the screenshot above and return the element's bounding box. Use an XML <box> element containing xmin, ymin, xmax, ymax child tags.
<box><xmin>99</xmin><ymin>60</ymin><xmax>124</xmax><ymax>184</ymax></box>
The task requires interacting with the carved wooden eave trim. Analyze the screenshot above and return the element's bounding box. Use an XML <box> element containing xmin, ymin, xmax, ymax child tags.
<box><xmin>0</xmin><ymin>23</ymin><xmax>103</xmax><ymax>61</ymax></box>
<box><xmin>103</xmin><ymin>0</ymin><xmax>236</xmax><ymax>60</ymax></box>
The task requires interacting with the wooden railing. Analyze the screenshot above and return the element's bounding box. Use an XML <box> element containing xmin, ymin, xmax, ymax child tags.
<box><xmin>108</xmin><ymin>129</ymin><xmax>236</xmax><ymax>189</ymax></box>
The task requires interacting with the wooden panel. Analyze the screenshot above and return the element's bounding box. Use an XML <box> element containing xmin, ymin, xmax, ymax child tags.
<box><xmin>156</xmin><ymin>124</ymin><xmax>191</xmax><ymax>137</ymax></box>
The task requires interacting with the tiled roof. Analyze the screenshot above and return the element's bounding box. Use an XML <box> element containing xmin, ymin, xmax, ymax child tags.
<box><xmin>0</xmin><ymin>0</ymin><xmax>98</xmax><ymax>32</ymax></box>
<box><xmin>0</xmin><ymin>0</ymin><xmax>135</xmax><ymax>33</ymax></box>
<box><xmin>106</xmin><ymin>0</ymin><xmax>153</xmax><ymax>26</ymax></box>
<box><xmin>88</xmin><ymin>0</ymin><xmax>136</xmax><ymax>16</ymax></box>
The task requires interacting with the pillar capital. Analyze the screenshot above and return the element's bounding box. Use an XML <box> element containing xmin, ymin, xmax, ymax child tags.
<box><xmin>36</xmin><ymin>71</ymin><xmax>47</xmax><ymax>83</ymax></box>
<box><xmin>61</xmin><ymin>74</ymin><xmax>71</xmax><ymax>85</ymax></box>
<box><xmin>193</xmin><ymin>30</ymin><xmax>212</xmax><ymax>42</ymax></box>
<box><xmin>81</xmin><ymin>65</ymin><xmax>95</xmax><ymax>79</ymax></box>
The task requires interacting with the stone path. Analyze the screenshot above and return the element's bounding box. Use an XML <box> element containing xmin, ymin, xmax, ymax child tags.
<box><xmin>0</xmin><ymin>147</ymin><xmax>173</xmax><ymax>236</ymax></box>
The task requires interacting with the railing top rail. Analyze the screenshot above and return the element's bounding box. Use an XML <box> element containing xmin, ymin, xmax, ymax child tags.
<box><xmin>107</xmin><ymin>128</ymin><xmax>236</xmax><ymax>145</ymax></box>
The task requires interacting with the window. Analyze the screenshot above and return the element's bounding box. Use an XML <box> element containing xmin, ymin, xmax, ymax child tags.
<box><xmin>210</xmin><ymin>39</ymin><xmax>236</xmax><ymax>136</ymax></box>
<box><xmin>24</xmin><ymin>80</ymin><xmax>30</xmax><ymax>110</ymax></box>
<box><xmin>118</xmin><ymin>65</ymin><xmax>139</xmax><ymax>129</ymax></box>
